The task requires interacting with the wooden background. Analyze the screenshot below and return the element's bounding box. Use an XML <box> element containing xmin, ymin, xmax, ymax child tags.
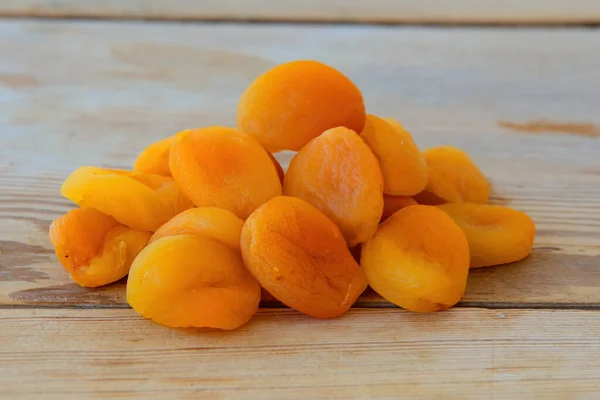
<box><xmin>1</xmin><ymin>1</ymin><xmax>600</xmax><ymax>398</ymax></box>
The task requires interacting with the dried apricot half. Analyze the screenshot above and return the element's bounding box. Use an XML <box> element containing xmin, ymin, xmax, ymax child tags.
<box><xmin>361</xmin><ymin>205</ymin><xmax>470</xmax><ymax>312</ymax></box>
<box><xmin>283</xmin><ymin>126</ymin><xmax>383</xmax><ymax>246</ymax></box>
<box><xmin>133</xmin><ymin>135</ymin><xmax>178</xmax><ymax>176</ymax></box>
<box><xmin>437</xmin><ymin>203</ymin><xmax>536</xmax><ymax>268</ymax></box>
<box><xmin>150</xmin><ymin>207</ymin><xmax>244</xmax><ymax>250</ymax></box>
<box><xmin>241</xmin><ymin>196</ymin><xmax>368</xmax><ymax>318</ymax></box>
<box><xmin>415</xmin><ymin>146</ymin><xmax>490</xmax><ymax>205</ymax></box>
<box><xmin>61</xmin><ymin>166</ymin><xmax>193</xmax><ymax>232</ymax></box>
<box><xmin>127</xmin><ymin>234</ymin><xmax>260</xmax><ymax>330</ymax></box>
<box><xmin>169</xmin><ymin>127</ymin><xmax>282</xmax><ymax>219</ymax></box>
<box><xmin>237</xmin><ymin>60</ymin><xmax>366</xmax><ymax>152</ymax></box>
<box><xmin>49</xmin><ymin>208</ymin><xmax>151</xmax><ymax>287</ymax></box>
<box><xmin>382</xmin><ymin>195</ymin><xmax>418</xmax><ymax>221</ymax></box>
<box><xmin>360</xmin><ymin>115</ymin><xmax>427</xmax><ymax>196</ymax></box>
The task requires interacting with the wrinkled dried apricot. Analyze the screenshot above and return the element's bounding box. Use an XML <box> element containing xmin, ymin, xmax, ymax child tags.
<box><xmin>237</xmin><ymin>60</ymin><xmax>366</xmax><ymax>152</ymax></box>
<box><xmin>360</xmin><ymin>115</ymin><xmax>427</xmax><ymax>196</ymax></box>
<box><xmin>241</xmin><ymin>196</ymin><xmax>368</xmax><ymax>318</ymax></box>
<box><xmin>133</xmin><ymin>135</ymin><xmax>177</xmax><ymax>176</ymax></box>
<box><xmin>283</xmin><ymin>127</ymin><xmax>383</xmax><ymax>246</ymax></box>
<box><xmin>169</xmin><ymin>127</ymin><xmax>282</xmax><ymax>219</ymax></box>
<box><xmin>150</xmin><ymin>207</ymin><xmax>244</xmax><ymax>250</ymax></box>
<box><xmin>61</xmin><ymin>166</ymin><xmax>194</xmax><ymax>232</ymax></box>
<box><xmin>415</xmin><ymin>146</ymin><xmax>490</xmax><ymax>205</ymax></box>
<box><xmin>382</xmin><ymin>195</ymin><xmax>418</xmax><ymax>220</ymax></box>
<box><xmin>49</xmin><ymin>208</ymin><xmax>151</xmax><ymax>287</ymax></box>
<box><xmin>437</xmin><ymin>203</ymin><xmax>536</xmax><ymax>268</ymax></box>
<box><xmin>361</xmin><ymin>205</ymin><xmax>470</xmax><ymax>313</ymax></box>
<box><xmin>127</xmin><ymin>234</ymin><xmax>260</xmax><ymax>329</ymax></box>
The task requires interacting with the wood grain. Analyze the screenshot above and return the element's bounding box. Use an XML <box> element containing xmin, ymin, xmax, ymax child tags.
<box><xmin>1</xmin><ymin>308</ymin><xmax>599</xmax><ymax>399</ymax></box>
<box><xmin>1</xmin><ymin>20</ymin><xmax>599</xmax><ymax>308</ymax></box>
<box><xmin>1</xmin><ymin>0</ymin><xmax>600</xmax><ymax>24</ymax></box>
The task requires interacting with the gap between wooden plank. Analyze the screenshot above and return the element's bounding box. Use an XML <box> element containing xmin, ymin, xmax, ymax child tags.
<box><xmin>0</xmin><ymin>0</ymin><xmax>600</xmax><ymax>25</ymax></box>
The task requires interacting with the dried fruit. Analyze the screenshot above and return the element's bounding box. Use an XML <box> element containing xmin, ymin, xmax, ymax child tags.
<box><xmin>437</xmin><ymin>203</ymin><xmax>536</xmax><ymax>268</ymax></box>
<box><xmin>415</xmin><ymin>146</ymin><xmax>490</xmax><ymax>205</ymax></box>
<box><xmin>127</xmin><ymin>234</ymin><xmax>260</xmax><ymax>330</ymax></box>
<box><xmin>237</xmin><ymin>60</ymin><xmax>366</xmax><ymax>152</ymax></box>
<box><xmin>361</xmin><ymin>205</ymin><xmax>470</xmax><ymax>312</ymax></box>
<box><xmin>150</xmin><ymin>207</ymin><xmax>244</xmax><ymax>250</ymax></box>
<box><xmin>61</xmin><ymin>166</ymin><xmax>193</xmax><ymax>232</ymax></box>
<box><xmin>382</xmin><ymin>195</ymin><xmax>418</xmax><ymax>221</ymax></box>
<box><xmin>283</xmin><ymin>127</ymin><xmax>383</xmax><ymax>246</ymax></box>
<box><xmin>169</xmin><ymin>127</ymin><xmax>282</xmax><ymax>219</ymax></box>
<box><xmin>49</xmin><ymin>208</ymin><xmax>151</xmax><ymax>287</ymax></box>
<box><xmin>134</xmin><ymin>135</ymin><xmax>177</xmax><ymax>176</ymax></box>
<box><xmin>360</xmin><ymin>115</ymin><xmax>427</xmax><ymax>196</ymax></box>
<box><xmin>241</xmin><ymin>196</ymin><xmax>368</xmax><ymax>318</ymax></box>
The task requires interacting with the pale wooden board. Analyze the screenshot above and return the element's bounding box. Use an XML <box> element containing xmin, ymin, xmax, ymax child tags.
<box><xmin>1</xmin><ymin>20</ymin><xmax>600</xmax><ymax>308</ymax></box>
<box><xmin>1</xmin><ymin>308</ymin><xmax>599</xmax><ymax>399</ymax></box>
<box><xmin>1</xmin><ymin>0</ymin><xmax>600</xmax><ymax>24</ymax></box>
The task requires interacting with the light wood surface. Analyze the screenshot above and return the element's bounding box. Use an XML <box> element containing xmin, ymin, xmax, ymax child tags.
<box><xmin>2</xmin><ymin>308</ymin><xmax>600</xmax><ymax>399</ymax></box>
<box><xmin>1</xmin><ymin>0</ymin><xmax>600</xmax><ymax>24</ymax></box>
<box><xmin>1</xmin><ymin>20</ymin><xmax>599</xmax><ymax>308</ymax></box>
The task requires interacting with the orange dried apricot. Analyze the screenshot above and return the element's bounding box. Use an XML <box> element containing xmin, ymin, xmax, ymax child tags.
<box><xmin>61</xmin><ymin>166</ymin><xmax>193</xmax><ymax>232</ymax></box>
<box><xmin>169</xmin><ymin>127</ymin><xmax>282</xmax><ymax>219</ymax></box>
<box><xmin>437</xmin><ymin>203</ymin><xmax>536</xmax><ymax>268</ymax></box>
<box><xmin>133</xmin><ymin>135</ymin><xmax>177</xmax><ymax>176</ymax></box>
<box><xmin>49</xmin><ymin>208</ymin><xmax>151</xmax><ymax>287</ymax></box>
<box><xmin>241</xmin><ymin>196</ymin><xmax>368</xmax><ymax>318</ymax></box>
<box><xmin>382</xmin><ymin>195</ymin><xmax>418</xmax><ymax>220</ymax></box>
<box><xmin>360</xmin><ymin>115</ymin><xmax>427</xmax><ymax>196</ymax></box>
<box><xmin>150</xmin><ymin>207</ymin><xmax>244</xmax><ymax>250</ymax></box>
<box><xmin>237</xmin><ymin>60</ymin><xmax>366</xmax><ymax>152</ymax></box>
<box><xmin>127</xmin><ymin>234</ymin><xmax>260</xmax><ymax>329</ymax></box>
<box><xmin>361</xmin><ymin>205</ymin><xmax>470</xmax><ymax>313</ymax></box>
<box><xmin>415</xmin><ymin>146</ymin><xmax>490</xmax><ymax>205</ymax></box>
<box><xmin>283</xmin><ymin>126</ymin><xmax>383</xmax><ymax>246</ymax></box>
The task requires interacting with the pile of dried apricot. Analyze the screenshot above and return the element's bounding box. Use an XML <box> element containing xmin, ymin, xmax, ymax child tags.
<box><xmin>50</xmin><ymin>60</ymin><xmax>536</xmax><ymax>330</ymax></box>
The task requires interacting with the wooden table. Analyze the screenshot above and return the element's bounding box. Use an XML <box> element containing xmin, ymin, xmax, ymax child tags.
<box><xmin>2</xmin><ymin>2</ymin><xmax>600</xmax><ymax>398</ymax></box>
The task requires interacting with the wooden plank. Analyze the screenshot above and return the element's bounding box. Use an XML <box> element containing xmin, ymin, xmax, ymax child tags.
<box><xmin>1</xmin><ymin>308</ymin><xmax>600</xmax><ymax>398</ymax></box>
<box><xmin>1</xmin><ymin>0</ymin><xmax>600</xmax><ymax>25</ymax></box>
<box><xmin>1</xmin><ymin>20</ymin><xmax>600</xmax><ymax>308</ymax></box>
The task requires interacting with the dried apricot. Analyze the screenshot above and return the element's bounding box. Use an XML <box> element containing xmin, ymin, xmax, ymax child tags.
<box><xmin>237</xmin><ymin>60</ymin><xmax>366</xmax><ymax>152</ymax></box>
<box><xmin>61</xmin><ymin>166</ymin><xmax>193</xmax><ymax>232</ymax></box>
<box><xmin>360</xmin><ymin>115</ymin><xmax>427</xmax><ymax>196</ymax></box>
<box><xmin>127</xmin><ymin>234</ymin><xmax>260</xmax><ymax>330</ymax></box>
<box><xmin>437</xmin><ymin>203</ymin><xmax>536</xmax><ymax>268</ymax></box>
<box><xmin>361</xmin><ymin>205</ymin><xmax>470</xmax><ymax>312</ymax></box>
<box><xmin>169</xmin><ymin>127</ymin><xmax>282</xmax><ymax>219</ymax></box>
<box><xmin>133</xmin><ymin>135</ymin><xmax>177</xmax><ymax>176</ymax></box>
<box><xmin>241</xmin><ymin>196</ymin><xmax>368</xmax><ymax>318</ymax></box>
<box><xmin>382</xmin><ymin>195</ymin><xmax>418</xmax><ymax>220</ymax></box>
<box><xmin>150</xmin><ymin>207</ymin><xmax>244</xmax><ymax>250</ymax></box>
<box><xmin>283</xmin><ymin>127</ymin><xmax>383</xmax><ymax>246</ymax></box>
<box><xmin>49</xmin><ymin>208</ymin><xmax>151</xmax><ymax>287</ymax></box>
<box><xmin>415</xmin><ymin>146</ymin><xmax>490</xmax><ymax>205</ymax></box>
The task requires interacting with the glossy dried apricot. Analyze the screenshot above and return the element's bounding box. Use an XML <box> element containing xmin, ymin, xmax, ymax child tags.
<box><xmin>150</xmin><ymin>207</ymin><xmax>244</xmax><ymax>250</ymax></box>
<box><xmin>437</xmin><ymin>203</ymin><xmax>536</xmax><ymax>268</ymax></box>
<box><xmin>360</xmin><ymin>115</ymin><xmax>427</xmax><ymax>196</ymax></box>
<box><xmin>241</xmin><ymin>196</ymin><xmax>368</xmax><ymax>318</ymax></box>
<box><xmin>169</xmin><ymin>127</ymin><xmax>282</xmax><ymax>219</ymax></box>
<box><xmin>237</xmin><ymin>60</ymin><xmax>366</xmax><ymax>152</ymax></box>
<box><xmin>415</xmin><ymin>146</ymin><xmax>490</xmax><ymax>205</ymax></box>
<box><xmin>61</xmin><ymin>166</ymin><xmax>193</xmax><ymax>232</ymax></box>
<box><xmin>283</xmin><ymin>127</ymin><xmax>383</xmax><ymax>246</ymax></box>
<box><xmin>49</xmin><ymin>208</ymin><xmax>151</xmax><ymax>287</ymax></box>
<box><xmin>133</xmin><ymin>135</ymin><xmax>177</xmax><ymax>176</ymax></box>
<box><xmin>361</xmin><ymin>205</ymin><xmax>470</xmax><ymax>313</ymax></box>
<box><xmin>382</xmin><ymin>195</ymin><xmax>418</xmax><ymax>221</ymax></box>
<box><xmin>127</xmin><ymin>234</ymin><xmax>260</xmax><ymax>330</ymax></box>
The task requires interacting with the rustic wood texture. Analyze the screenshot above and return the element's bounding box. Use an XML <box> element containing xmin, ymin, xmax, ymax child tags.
<box><xmin>1</xmin><ymin>0</ymin><xmax>600</xmax><ymax>24</ymax></box>
<box><xmin>1</xmin><ymin>20</ymin><xmax>600</xmax><ymax>309</ymax></box>
<box><xmin>2</xmin><ymin>308</ymin><xmax>600</xmax><ymax>399</ymax></box>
